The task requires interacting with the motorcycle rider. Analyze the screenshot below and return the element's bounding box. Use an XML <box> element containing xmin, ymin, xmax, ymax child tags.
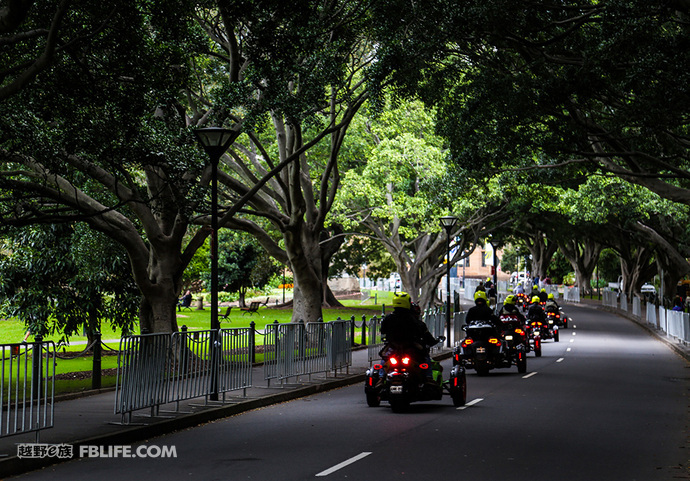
<box><xmin>485</xmin><ymin>278</ymin><xmax>497</xmax><ymax>305</ymax></box>
<box><xmin>539</xmin><ymin>288</ymin><xmax>549</xmax><ymax>303</ymax></box>
<box><xmin>465</xmin><ymin>290</ymin><xmax>502</xmax><ymax>331</ymax></box>
<box><xmin>380</xmin><ymin>292</ymin><xmax>436</xmax><ymax>360</ymax></box>
<box><xmin>544</xmin><ymin>293</ymin><xmax>560</xmax><ymax>313</ymax></box>
<box><xmin>499</xmin><ymin>295</ymin><xmax>526</xmax><ymax>324</ymax></box>
<box><xmin>527</xmin><ymin>295</ymin><xmax>547</xmax><ymax>323</ymax></box>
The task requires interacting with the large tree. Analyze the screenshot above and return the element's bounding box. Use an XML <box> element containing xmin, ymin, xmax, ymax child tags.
<box><xmin>0</xmin><ymin>1</ymin><xmax>389</xmax><ymax>331</ymax></box>
<box><xmin>183</xmin><ymin>1</ymin><xmax>388</xmax><ymax>322</ymax></box>
<box><xmin>336</xmin><ymin>99</ymin><xmax>510</xmax><ymax>308</ymax></box>
<box><xmin>0</xmin><ymin>2</ymin><xmax>210</xmax><ymax>333</ymax></box>
<box><xmin>375</xmin><ymin>1</ymin><xmax>690</xmax><ymax>208</ymax></box>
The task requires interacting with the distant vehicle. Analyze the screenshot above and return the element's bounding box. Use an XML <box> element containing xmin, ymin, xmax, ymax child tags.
<box><xmin>510</xmin><ymin>272</ymin><xmax>529</xmax><ymax>284</ymax></box>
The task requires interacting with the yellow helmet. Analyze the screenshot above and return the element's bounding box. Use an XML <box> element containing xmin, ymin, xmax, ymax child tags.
<box><xmin>531</xmin><ymin>296</ymin><xmax>541</xmax><ymax>304</ymax></box>
<box><xmin>541</xmin><ymin>288</ymin><xmax>546</xmax><ymax>293</ymax></box>
<box><xmin>392</xmin><ymin>292</ymin><xmax>411</xmax><ymax>310</ymax></box>
<box><xmin>504</xmin><ymin>295</ymin><xmax>516</xmax><ymax>305</ymax></box>
<box><xmin>548</xmin><ymin>293</ymin><xmax>555</xmax><ymax>300</ymax></box>
<box><xmin>474</xmin><ymin>290</ymin><xmax>488</xmax><ymax>303</ymax></box>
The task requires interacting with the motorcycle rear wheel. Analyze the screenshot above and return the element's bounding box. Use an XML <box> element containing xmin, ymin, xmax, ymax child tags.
<box><xmin>451</xmin><ymin>376</ymin><xmax>466</xmax><ymax>407</ymax></box>
<box><xmin>534</xmin><ymin>339</ymin><xmax>542</xmax><ymax>357</ymax></box>
<box><xmin>518</xmin><ymin>357</ymin><xmax>527</xmax><ymax>374</ymax></box>
<box><xmin>366</xmin><ymin>391</ymin><xmax>381</xmax><ymax>407</ymax></box>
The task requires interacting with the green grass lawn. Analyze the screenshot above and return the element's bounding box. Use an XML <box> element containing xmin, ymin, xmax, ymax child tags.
<box><xmin>0</xmin><ymin>293</ymin><xmax>390</xmax><ymax>395</ymax></box>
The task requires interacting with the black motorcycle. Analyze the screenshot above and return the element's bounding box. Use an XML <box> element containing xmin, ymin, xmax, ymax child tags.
<box><xmin>365</xmin><ymin>336</ymin><xmax>467</xmax><ymax>410</ymax></box>
<box><xmin>515</xmin><ymin>293</ymin><xmax>529</xmax><ymax>312</ymax></box>
<box><xmin>454</xmin><ymin>320</ymin><xmax>527</xmax><ymax>376</ymax></box>
<box><xmin>545</xmin><ymin>306</ymin><xmax>568</xmax><ymax>329</ymax></box>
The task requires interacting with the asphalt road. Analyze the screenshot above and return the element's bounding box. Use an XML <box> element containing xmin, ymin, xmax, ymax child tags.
<box><xmin>13</xmin><ymin>305</ymin><xmax>689</xmax><ymax>480</ymax></box>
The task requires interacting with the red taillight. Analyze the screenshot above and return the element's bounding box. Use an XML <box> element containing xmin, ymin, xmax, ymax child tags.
<box><xmin>462</xmin><ymin>338</ymin><xmax>473</xmax><ymax>347</ymax></box>
<box><xmin>368</xmin><ymin>377</ymin><xmax>373</xmax><ymax>386</ymax></box>
<box><xmin>453</xmin><ymin>377</ymin><xmax>458</xmax><ymax>387</ymax></box>
<box><xmin>390</xmin><ymin>357</ymin><xmax>398</xmax><ymax>366</ymax></box>
<box><xmin>402</xmin><ymin>357</ymin><xmax>411</xmax><ymax>365</ymax></box>
<box><xmin>373</xmin><ymin>364</ymin><xmax>382</xmax><ymax>370</ymax></box>
<box><xmin>514</xmin><ymin>328</ymin><xmax>524</xmax><ymax>335</ymax></box>
<box><xmin>489</xmin><ymin>338</ymin><xmax>500</xmax><ymax>344</ymax></box>
<box><xmin>454</xmin><ymin>354</ymin><xmax>459</xmax><ymax>362</ymax></box>
<box><xmin>419</xmin><ymin>363</ymin><xmax>429</xmax><ymax>370</ymax></box>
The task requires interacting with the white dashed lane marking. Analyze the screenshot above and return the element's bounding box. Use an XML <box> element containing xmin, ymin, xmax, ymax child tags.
<box><xmin>316</xmin><ymin>452</ymin><xmax>372</xmax><ymax>477</ymax></box>
<box><xmin>457</xmin><ymin>398</ymin><xmax>484</xmax><ymax>410</ymax></box>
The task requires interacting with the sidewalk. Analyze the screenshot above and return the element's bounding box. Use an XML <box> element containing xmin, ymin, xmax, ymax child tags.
<box><xmin>0</xmin><ymin>345</ymin><xmax>451</xmax><ymax>477</ymax></box>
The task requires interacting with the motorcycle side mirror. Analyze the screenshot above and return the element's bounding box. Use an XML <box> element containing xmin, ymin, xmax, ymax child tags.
<box><xmin>438</xmin><ymin>335</ymin><xmax>446</xmax><ymax>342</ymax></box>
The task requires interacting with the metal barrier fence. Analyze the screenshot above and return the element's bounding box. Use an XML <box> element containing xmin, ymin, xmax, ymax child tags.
<box><xmin>263</xmin><ymin>320</ymin><xmax>353</xmax><ymax>384</ymax></box>
<box><xmin>453</xmin><ymin>311</ymin><xmax>467</xmax><ymax>346</ymax></box>
<box><xmin>620</xmin><ymin>293</ymin><xmax>628</xmax><ymax>312</ymax></box>
<box><xmin>646</xmin><ymin>302</ymin><xmax>657</xmax><ymax>328</ymax></box>
<box><xmin>603</xmin><ymin>290</ymin><xmax>617</xmax><ymax>308</ymax></box>
<box><xmin>218</xmin><ymin>328</ymin><xmax>254</xmax><ymax>395</ymax></box>
<box><xmin>367</xmin><ymin>316</ymin><xmax>384</xmax><ymax>363</ymax></box>
<box><xmin>327</xmin><ymin>320</ymin><xmax>352</xmax><ymax>373</ymax></box>
<box><xmin>116</xmin><ymin>328</ymin><xmax>254</xmax><ymax>422</ymax></box>
<box><xmin>116</xmin><ymin>333</ymin><xmax>171</xmax><ymax>418</ymax></box>
<box><xmin>602</xmin><ymin>293</ymin><xmax>690</xmax><ymax>345</ymax></box>
<box><xmin>563</xmin><ymin>286</ymin><xmax>581</xmax><ymax>303</ymax></box>
<box><xmin>661</xmin><ymin>309</ymin><xmax>690</xmax><ymax>342</ymax></box>
<box><xmin>423</xmin><ymin>307</ymin><xmax>445</xmax><ymax>354</ymax></box>
<box><xmin>463</xmin><ymin>279</ymin><xmax>482</xmax><ymax>300</ymax></box>
<box><xmin>632</xmin><ymin>296</ymin><xmax>641</xmax><ymax>318</ymax></box>
<box><xmin>0</xmin><ymin>340</ymin><xmax>56</xmax><ymax>441</ymax></box>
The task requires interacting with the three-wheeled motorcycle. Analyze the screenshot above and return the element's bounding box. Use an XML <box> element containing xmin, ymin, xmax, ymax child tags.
<box><xmin>365</xmin><ymin>337</ymin><xmax>467</xmax><ymax>411</ymax></box>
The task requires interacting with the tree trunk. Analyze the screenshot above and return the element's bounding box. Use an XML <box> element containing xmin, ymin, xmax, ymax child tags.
<box><xmin>285</xmin><ymin>227</ymin><xmax>324</xmax><ymax>323</ymax></box>
<box><xmin>523</xmin><ymin>232</ymin><xmax>558</xmax><ymax>279</ymax></box>
<box><xmin>619</xmin><ymin>246</ymin><xmax>656</xmax><ymax>299</ymax></box>
<box><xmin>632</xmin><ymin>222</ymin><xmax>690</xmax><ymax>305</ymax></box>
<box><xmin>239</xmin><ymin>287</ymin><xmax>247</xmax><ymax>308</ymax></box>
<box><xmin>321</xmin><ymin>225</ymin><xmax>345</xmax><ymax>308</ymax></box>
<box><xmin>322</xmin><ymin>282</ymin><xmax>343</xmax><ymax>308</ymax></box>
<box><xmin>138</xmin><ymin>293</ymin><xmax>179</xmax><ymax>334</ymax></box>
<box><xmin>558</xmin><ymin>240</ymin><xmax>602</xmax><ymax>296</ymax></box>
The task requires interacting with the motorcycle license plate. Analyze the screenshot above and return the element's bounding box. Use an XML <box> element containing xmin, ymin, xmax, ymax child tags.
<box><xmin>476</xmin><ymin>347</ymin><xmax>486</xmax><ymax>354</ymax></box>
<box><xmin>390</xmin><ymin>385</ymin><xmax>403</xmax><ymax>394</ymax></box>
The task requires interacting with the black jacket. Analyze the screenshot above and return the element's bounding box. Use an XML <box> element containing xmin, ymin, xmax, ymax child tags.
<box><xmin>527</xmin><ymin>303</ymin><xmax>546</xmax><ymax>323</ymax></box>
<box><xmin>381</xmin><ymin>308</ymin><xmax>436</xmax><ymax>348</ymax></box>
<box><xmin>465</xmin><ymin>302</ymin><xmax>501</xmax><ymax>330</ymax></box>
<box><xmin>499</xmin><ymin>303</ymin><xmax>526</xmax><ymax>323</ymax></box>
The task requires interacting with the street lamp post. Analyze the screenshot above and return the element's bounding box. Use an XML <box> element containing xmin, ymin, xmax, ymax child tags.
<box><xmin>489</xmin><ymin>238</ymin><xmax>498</xmax><ymax>301</ymax></box>
<box><xmin>194</xmin><ymin>126</ymin><xmax>240</xmax><ymax>401</ymax></box>
<box><xmin>440</xmin><ymin>216</ymin><xmax>458</xmax><ymax>348</ymax></box>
